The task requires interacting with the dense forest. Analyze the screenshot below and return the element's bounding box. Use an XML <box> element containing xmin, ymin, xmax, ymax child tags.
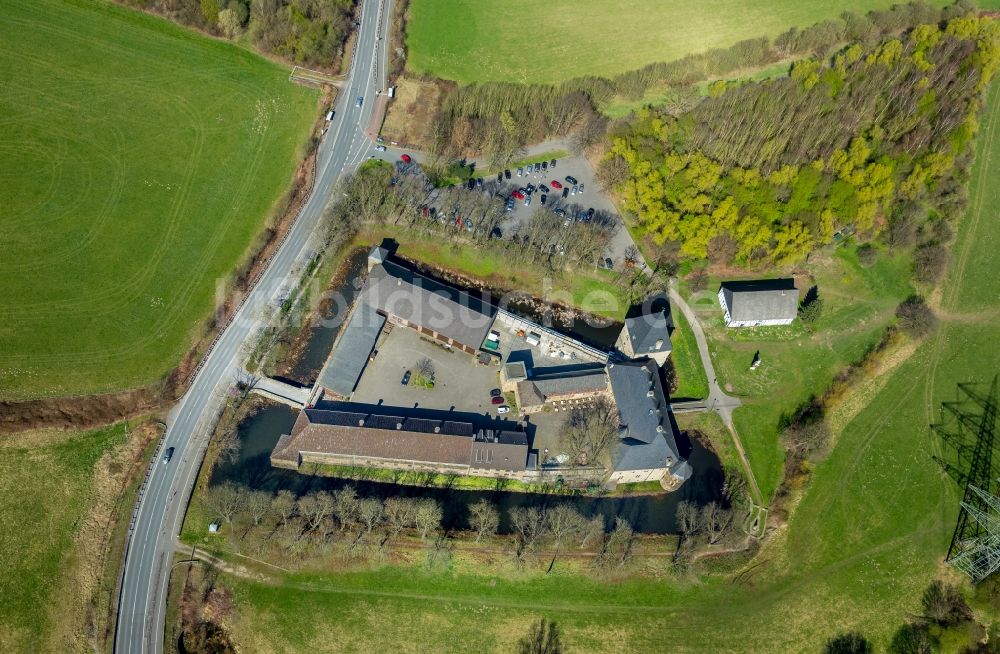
<box><xmin>604</xmin><ymin>16</ymin><xmax>999</xmax><ymax>268</ymax></box>
<box><xmin>121</xmin><ymin>0</ymin><xmax>354</xmax><ymax>69</ymax></box>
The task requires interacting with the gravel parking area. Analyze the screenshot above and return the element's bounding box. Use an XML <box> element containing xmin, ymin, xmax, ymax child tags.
<box><xmin>351</xmin><ymin>326</ymin><xmax>504</xmax><ymax>417</ymax></box>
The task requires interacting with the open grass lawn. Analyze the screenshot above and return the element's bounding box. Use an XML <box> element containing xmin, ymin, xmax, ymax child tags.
<box><xmin>0</xmin><ymin>0</ymin><xmax>318</xmax><ymax>401</ymax></box>
<box><xmin>405</xmin><ymin>0</ymin><xmax>962</xmax><ymax>85</ymax></box>
<box><xmin>0</xmin><ymin>421</ymin><xmax>137</xmax><ymax>652</ymax></box>
<box><xmin>669</xmin><ymin>308</ymin><xmax>709</xmax><ymax>400</ymax></box>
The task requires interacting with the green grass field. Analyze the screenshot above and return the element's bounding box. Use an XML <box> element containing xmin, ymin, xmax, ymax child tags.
<box><xmin>0</xmin><ymin>0</ymin><xmax>318</xmax><ymax>400</ymax></box>
<box><xmin>0</xmin><ymin>421</ymin><xmax>129</xmax><ymax>652</ymax></box>
<box><xmin>172</xmin><ymin>80</ymin><xmax>1000</xmax><ymax>653</ymax></box>
<box><xmin>405</xmin><ymin>0</ymin><xmax>964</xmax><ymax>85</ymax></box>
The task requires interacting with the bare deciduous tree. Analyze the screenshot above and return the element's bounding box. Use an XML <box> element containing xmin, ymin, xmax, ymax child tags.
<box><xmin>510</xmin><ymin>506</ymin><xmax>546</xmax><ymax>560</ymax></box>
<box><xmin>271</xmin><ymin>489</ymin><xmax>296</xmax><ymax>525</ymax></box>
<box><xmin>598</xmin><ymin>517</ymin><xmax>634</xmax><ymax>568</ymax></box>
<box><xmin>468</xmin><ymin>499</ymin><xmax>500</xmax><ymax>543</ymax></box>
<box><xmin>245</xmin><ymin>490</ymin><xmax>273</xmax><ymax>527</ymax></box>
<box><xmin>358</xmin><ymin>497</ymin><xmax>384</xmax><ymax>535</ymax></box>
<box><xmin>414</xmin><ymin>499</ymin><xmax>443</xmax><ymax>540</ymax></box>
<box><xmin>545</xmin><ymin>505</ymin><xmax>587</xmax><ymax>549</ymax></box>
<box><xmin>205</xmin><ymin>482</ymin><xmax>246</xmax><ymax>524</ymax></box>
<box><xmin>676</xmin><ymin>500</ymin><xmax>700</xmax><ymax>540</ymax></box>
<box><xmin>559</xmin><ymin>398</ymin><xmax>620</xmax><ymax>468</ymax></box>
<box><xmin>699</xmin><ymin>501</ymin><xmax>734</xmax><ymax>545</ymax></box>
<box><xmin>333</xmin><ymin>486</ymin><xmax>360</xmax><ymax>531</ymax></box>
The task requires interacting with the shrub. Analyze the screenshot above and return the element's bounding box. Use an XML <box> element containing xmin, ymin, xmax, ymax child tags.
<box><xmin>895</xmin><ymin>296</ymin><xmax>937</xmax><ymax>338</ymax></box>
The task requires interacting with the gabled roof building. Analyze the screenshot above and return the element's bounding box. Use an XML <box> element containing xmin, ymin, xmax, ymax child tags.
<box><xmin>615</xmin><ymin>309</ymin><xmax>672</xmax><ymax>366</ymax></box>
<box><xmin>718</xmin><ymin>279</ymin><xmax>799</xmax><ymax>327</ymax></box>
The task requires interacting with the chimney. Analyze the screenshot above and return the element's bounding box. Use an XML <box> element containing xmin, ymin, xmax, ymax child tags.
<box><xmin>656</xmin><ymin>425</ymin><xmax>665</xmax><ymax>433</ymax></box>
<box><xmin>395</xmin><ymin>422</ymin><xmax>403</xmax><ymax>430</ymax></box>
<box><xmin>646</xmin><ymin>390</ymin><xmax>655</xmax><ymax>398</ymax></box>
<box><xmin>397</xmin><ymin>278</ymin><xmax>402</xmax><ymax>286</ymax></box>
<box><xmin>655</xmin><ymin>339</ymin><xmax>664</xmax><ymax>350</ymax></box>
<box><xmin>434</xmin><ymin>426</ymin><xmax>440</xmax><ymax>433</ymax></box>
<box><xmin>358</xmin><ymin>419</ymin><xmax>365</xmax><ymax>426</ymax></box>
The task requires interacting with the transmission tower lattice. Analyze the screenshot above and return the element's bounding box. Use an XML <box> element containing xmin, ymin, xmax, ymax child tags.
<box><xmin>931</xmin><ymin>376</ymin><xmax>1000</xmax><ymax>583</ymax></box>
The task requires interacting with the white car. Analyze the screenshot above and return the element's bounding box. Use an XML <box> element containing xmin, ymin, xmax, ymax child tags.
<box><xmin>374</xmin><ymin>145</ymin><xmax>386</xmax><ymax>152</ymax></box>
<box><xmin>497</xmin><ymin>406</ymin><xmax>510</xmax><ymax>414</ymax></box>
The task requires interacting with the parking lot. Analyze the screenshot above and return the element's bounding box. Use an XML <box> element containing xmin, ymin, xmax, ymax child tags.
<box><xmin>351</xmin><ymin>325</ymin><xmax>505</xmax><ymax>417</ymax></box>
<box><xmin>372</xmin><ymin>145</ymin><xmax>637</xmax><ymax>268</ymax></box>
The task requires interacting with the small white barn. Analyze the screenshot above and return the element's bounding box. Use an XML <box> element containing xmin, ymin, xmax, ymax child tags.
<box><xmin>718</xmin><ymin>279</ymin><xmax>799</xmax><ymax>328</ymax></box>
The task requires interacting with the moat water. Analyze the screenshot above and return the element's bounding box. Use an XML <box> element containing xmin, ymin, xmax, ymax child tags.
<box><xmin>211</xmin><ymin>404</ymin><xmax>726</xmax><ymax>535</ymax></box>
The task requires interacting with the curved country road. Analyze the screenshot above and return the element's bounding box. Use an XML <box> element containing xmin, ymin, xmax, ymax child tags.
<box><xmin>114</xmin><ymin>2</ymin><xmax>391</xmax><ymax>652</ymax></box>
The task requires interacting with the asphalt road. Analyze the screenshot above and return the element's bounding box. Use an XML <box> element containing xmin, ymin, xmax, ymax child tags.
<box><xmin>113</xmin><ymin>2</ymin><xmax>390</xmax><ymax>652</ymax></box>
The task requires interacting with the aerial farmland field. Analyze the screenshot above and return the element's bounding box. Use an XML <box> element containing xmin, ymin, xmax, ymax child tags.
<box><xmin>0</xmin><ymin>0</ymin><xmax>318</xmax><ymax>401</ymax></box>
<box><xmin>405</xmin><ymin>0</ymin><xmax>981</xmax><ymax>85</ymax></box>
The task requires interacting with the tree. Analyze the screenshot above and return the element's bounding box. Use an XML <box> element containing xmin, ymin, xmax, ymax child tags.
<box><xmin>798</xmin><ymin>285</ymin><xmax>823</xmax><ymax>331</ymax></box>
<box><xmin>217</xmin><ymin>7</ymin><xmax>244</xmax><ymax>38</ymax></box>
<box><xmin>676</xmin><ymin>500</ymin><xmax>700</xmax><ymax>540</ymax></box>
<box><xmin>921</xmin><ymin>580</ymin><xmax>972</xmax><ymax>627</ymax></box>
<box><xmin>913</xmin><ymin>243</ymin><xmax>947</xmax><ymax>284</ymax></box>
<box><xmin>544</xmin><ymin>505</ymin><xmax>587</xmax><ymax>549</ymax></box>
<box><xmin>781</xmin><ymin>419</ymin><xmax>832</xmax><ymax>465</ymax></box>
<box><xmin>707</xmin><ymin>233</ymin><xmax>738</xmax><ymax>266</ymax></box>
<box><xmin>468</xmin><ymin>499</ymin><xmax>499</xmax><ymax>543</ymax></box>
<box><xmin>687</xmin><ymin>267</ymin><xmax>708</xmax><ymax>293</ymax></box>
<box><xmin>598</xmin><ymin>517</ymin><xmax>634</xmax><ymax>568</ymax></box>
<box><xmin>296</xmin><ymin>491</ymin><xmax>333</xmax><ymax>532</ymax></box>
<box><xmin>357</xmin><ymin>497</ymin><xmax>384</xmax><ymax>535</ymax></box>
<box><xmin>825</xmin><ymin>632</ymin><xmax>873</xmax><ymax>654</ymax></box>
<box><xmin>517</xmin><ymin>618</ymin><xmax>563</xmax><ymax>654</ymax></box>
<box><xmin>895</xmin><ymin>296</ymin><xmax>936</xmax><ymax>338</ymax></box>
<box><xmin>244</xmin><ymin>490</ymin><xmax>273</xmax><ymax>527</ymax></box>
<box><xmin>888</xmin><ymin>623</ymin><xmax>933</xmax><ymax>654</ymax></box>
<box><xmin>559</xmin><ymin>398</ymin><xmax>620</xmax><ymax>468</ymax></box>
<box><xmin>333</xmin><ymin>486</ymin><xmax>360</xmax><ymax>531</ymax></box>
<box><xmin>699</xmin><ymin>501</ymin><xmax>734</xmax><ymax>545</ymax></box>
<box><xmin>414</xmin><ymin>499</ymin><xmax>443</xmax><ymax>540</ymax></box>
<box><xmin>271</xmin><ymin>489</ymin><xmax>296</xmax><ymax>525</ymax></box>
<box><xmin>383</xmin><ymin>497</ymin><xmax>417</xmax><ymax>540</ymax></box>
<box><xmin>205</xmin><ymin>482</ymin><xmax>246</xmax><ymax>524</ymax></box>
<box><xmin>510</xmin><ymin>506</ymin><xmax>545</xmax><ymax>559</ymax></box>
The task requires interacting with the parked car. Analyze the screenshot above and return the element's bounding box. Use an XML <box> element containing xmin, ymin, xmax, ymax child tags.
<box><xmin>540</xmin><ymin>194</ymin><xmax>547</xmax><ymax>205</ymax></box>
<box><xmin>587</xmin><ymin>207</ymin><xmax>595</xmax><ymax>219</ymax></box>
<box><xmin>542</xmin><ymin>161</ymin><xmax>548</xmax><ymax>171</ymax></box>
<box><xmin>526</xmin><ymin>183</ymin><xmax>536</xmax><ymax>194</ymax></box>
<box><xmin>356</xmin><ymin>96</ymin><xmax>364</xmax><ymax>107</ymax></box>
<box><xmin>376</xmin><ymin>136</ymin><xmax>385</xmax><ymax>143</ymax></box>
<box><xmin>555</xmin><ymin>208</ymin><xmax>567</xmax><ymax>217</ymax></box>
<box><xmin>578</xmin><ymin>183</ymin><xmax>585</xmax><ymax>194</ymax></box>
<box><xmin>565</xmin><ymin>175</ymin><xmax>578</xmax><ymax>185</ymax></box>
<box><xmin>506</xmin><ymin>198</ymin><xmax>515</xmax><ymax>211</ymax></box>
<box><xmin>401</xmin><ymin>370</ymin><xmax>411</xmax><ymax>385</ymax></box>
<box><xmin>534</xmin><ymin>162</ymin><xmax>541</xmax><ymax>172</ymax></box>
<box><xmin>374</xmin><ymin>145</ymin><xmax>387</xmax><ymax>152</ymax></box>
<box><xmin>512</xmin><ymin>190</ymin><xmax>525</xmax><ymax>200</ymax></box>
<box><xmin>516</xmin><ymin>167</ymin><xmax>523</xmax><ymax>176</ymax></box>
<box><xmin>571</xmin><ymin>185</ymin><xmax>578</xmax><ymax>195</ymax></box>
<box><xmin>539</xmin><ymin>184</ymin><xmax>550</xmax><ymax>193</ymax></box>
<box><xmin>504</xmin><ymin>169</ymin><xmax>512</xmax><ymax>179</ymax></box>
<box><xmin>490</xmin><ymin>227</ymin><xmax>503</xmax><ymax>239</ymax></box>
<box><xmin>524</xmin><ymin>196</ymin><xmax>532</xmax><ymax>206</ymax></box>
<box><xmin>476</xmin><ymin>177</ymin><xmax>484</xmax><ymax>189</ymax></box>
<box><xmin>490</xmin><ymin>388</ymin><xmax>502</xmax><ymax>397</ymax></box>
<box><xmin>401</xmin><ymin>153</ymin><xmax>412</xmax><ymax>163</ymax></box>
<box><xmin>497</xmin><ymin>406</ymin><xmax>510</xmax><ymax>414</ymax></box>
<box><xmin>604</xmin><ymin>257</ymin><xmax>614</xmax><ymax>269</ymax></box>
<box><xmin>491</xmin><ymin>396</ymin><xmax>505</xmax><ymax>405</ymax></box>
<box><xmin>467</xmin><ymin>178</ymin><xmax>476</xmax><ymax>190</ymax></box>
<box><xmin>562</xmin><ymin>187</ymin><xmax>569</xmax><ymax>198</ymax></box>
<box><xmin>497</xmin><ymin>172</ymin><xmax>503</xmax><ymax>182</ymax></box>
<box><xmin>466</xmin><ymin>219</ymin><xmax>474</xmax><ymax>232</ymax></box>
<box><xmin>564</xmin><ymin>216</ymin><xmax>571</xmax><ymax>227</ymax></box>
<box><xmin>550</xmin><ymin>158</ymin><xmax>557</xmax><ymax>168</ymax></box>
<box><xmin>162</xmin><ymin>447</ymin><xmax>175</xmax><ymax>465</ymax></box>
<box><xmin>550</xmin><ymin>180</ymin><xmax>563</xmax><ymax>189</ymax></box>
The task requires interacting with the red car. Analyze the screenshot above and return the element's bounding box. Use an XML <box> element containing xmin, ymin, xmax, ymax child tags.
<box><xmin>550</xmin><ymin>180</ymin><xmax>563</xmax><ymax>189</ymax></box>
<box><xmin>401</xmin><ymin>153</ymin><xmax>412</xmax><ymax>163</ymax></box>
<box><xmin>512</xmin><ymin>190</ymin><xmax>525</xmax><ymax>200</ymax></box>
<box><xmin>491</xmin><ymin>396</ymin><xmax>505</xmax><ymax>405</ymax></box>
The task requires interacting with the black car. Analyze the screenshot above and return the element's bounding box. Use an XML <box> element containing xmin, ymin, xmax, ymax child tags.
<box><xmin>505</xmin><ymin>198</ymin><xmax>515</xmax><ymax>212</ymax></box>
<box><xmin>526</xmin><ymin>183</ymin><xmax>536</xmax><ymax>194</ymax></box>
<box><xmin>539</xmin><ymin>183</ymin><xmax>549</xmax><ymax>193</ymax></box>
<box><xmin>550</xmin><ymin>159</ymin><xmax>557</xmax><ymax>168</ymax></box>
<box><xmin>540</xmin><ymin>194</ymin><xmax>547</xmax><ymax>205</ymax></box>
<box><xmin>476</xmin><ymin>177</ymin><xmax>484</xmax><ymax>189</ymax></box>
<box><xmin>534</xmin><ymin>162</ymin><xmax>541</xmax><ymax>172</ymax></box>
<box><xmin>490</xmin><ymin>388</ymin><xmax>502</xmax><ymax>397</ymax></box>
<box><xmin>467</xmin><ymin>178</ymin><xmax>476</xmax><ymax>190</ymax></box>
<box><xmin>562</xmin><ymin>187</ymin><xmax>569</xmax><ymax>199</ymax></box>
<box><xmin>401</xmin><ymin>370</ymin><xmax>411</xmax><ymax>385</ymax></box>
<box><xmin>162</xmin><ymin>446</ymin><xmax>175</xmax><ymax>465</ymax></box>
<box><xmin>497</xmin><ymin>172</ymin><xmax>503</xmax><ymax>182</ymax></box>
<box><xmin>504</xmin><ymin>169</ymin><xmax>512</xmax><ymax>179</ymax></box>
<box><xmin>587</xmin><ymin>207</ymin><xmax>595</xmax><ymax>219</ymax></box>
<box><xmin>565</xmin><ymin>175</ymin><xmax>578</xmax><ymax>185</ymax></box>
<box><xmin>490</xmin><ymin>227</ymin><xmax>502</xmax><ymax>239</ymax></box>
<box><xmin>542</xmin><ymin>161</ymin><xmax>548</xmax><ymax>171</ymax></box>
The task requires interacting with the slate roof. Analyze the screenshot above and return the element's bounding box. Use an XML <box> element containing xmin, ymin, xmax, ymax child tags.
<box><xmin>516</xmin><ymin>380</ymin><xmax>546</xmax><ymax>409</ymax></box>
<box><xmin>607</xmin><ymin>360</ymin><xmax>685</xmax><ymax>473</ymax></box>
<box><xmin>316</xmin><ymin>301</ymin><xmax>385</xmax><ymax>397</ymax></box>
<box><xmin>719</xmin><ymin>279</ymin><xmax>799</xmax><ymax>323</ymax></box>
<box><xmin>623</xmin><ymin>309</ymin><xmax>672</xmax><ymax>355</ymax></box>
<box><xmin>531</xmin><ymin>371</ymin><xmax>609</xmax><ymax>399</ymax></box>
<box><xmin>272</xmin><ymin>407</ymin><xmax>528</xmax><ymax>472</ymax></box>
<box><xmin>361</xmin><ymin>262</ymin><xmax>497</xmax><ymax>349</ymax></box>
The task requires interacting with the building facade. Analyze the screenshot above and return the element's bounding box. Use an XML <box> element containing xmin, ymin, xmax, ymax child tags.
<box><xmin>718</xmin><ymin>279</ymin><xmax>799</xmax><ymax>328</ymax></box>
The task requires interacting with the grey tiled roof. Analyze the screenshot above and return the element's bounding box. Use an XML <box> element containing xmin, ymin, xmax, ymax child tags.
<box><xmin>361</xmin><ymin>262</ymin><xmax>497</xmax><ymax>349</ymax></box>
<box><xmin>316</xmin><ymin>301</ymin><xmax>385</xmax><ymax>397</ymax></box>
<box><xmin>720</xmin><ymin>279</ymin><xmax>799</xmax><ymax>323</ymax></box>
<box><xmin>531</xmin><ymin>371</ymin><xmax>608</xmax><ymax>398</ymax></box>
<box><xmin>607</xmin><ymin>360</ymin><xmax>684</xmax><ymax>472</ymax></box>
<box><xmin>623</xmin><ymin>310</ymin><xmax>672</xmax><ymax>354</ymax></box>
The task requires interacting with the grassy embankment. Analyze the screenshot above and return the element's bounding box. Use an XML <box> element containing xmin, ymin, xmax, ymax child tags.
<box><xmin>0</xmin><ymin>420</ymin><xmax>158</xmax><ymax>653</ymax></box>
<box><xmin>349</xmin><ymin>227</ymin><xmax>629</xmax><ymax>319</ymax></box>
<box><xmin>172</xmin><ymin>75</ymin><xmax>1000</xmax><ymax>654</ymax></box>
<box><xmin>0</xmin><ymin>0</ymin><xmax>318</xmax><ymax>401</ymax></box>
